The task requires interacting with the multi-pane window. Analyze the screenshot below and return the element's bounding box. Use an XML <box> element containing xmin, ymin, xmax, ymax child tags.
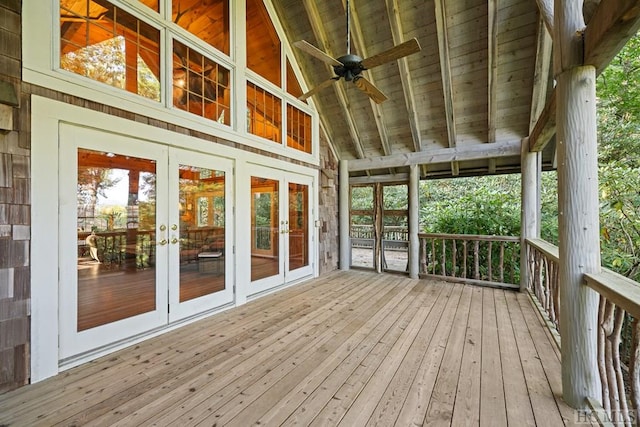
<box><xmin>60</xmin><ymin>0</ymin><xmax>161</xmax><ymax>102</ymax></box>
<box><xmin>173</xmin><ymin>40</ymin><xmax>231</xmax><ymax>125</ymax></box>
<box><xmin>287</xmin><ymin>104</ymin><xmax>312</xmax><ymax>154</ymax></box>
<box><xmin>247</xmin><ymin>82</ymin><xmax>282</xmax><ymax>143</ymax></box>
<box><xmin>57</xmin><ymin>0</ymin><xmax>314</xmax><ymax>155</ymax></box>
<box><xmin>172</xmin><ymin>0</ymin><xmax>230</xmax><ymax>55</ymax></box>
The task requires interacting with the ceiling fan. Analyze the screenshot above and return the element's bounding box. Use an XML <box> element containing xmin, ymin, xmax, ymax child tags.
<box><xmin>294</xmin><ymin>0</ymin><xmax>421</xmax><ymax>104</ymax></box>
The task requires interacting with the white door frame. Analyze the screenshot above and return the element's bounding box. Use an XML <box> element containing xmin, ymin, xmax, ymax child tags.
<box><xmin>247</xmin><ymin>164</ymin><xmax>315</xmax><ymax>296</ymax></box>
<box><xmin>31</xmin><ymin>96</ymin><xmax>319</xmax><ymax>382</ymax></box>
<box><xmin>168</xmin><ymin>148</ymin><xmax>235</xmax><ymax>322</ymax></box>
<box><xmin>58</xmin><ymin>124</ymin><xmax>170</xmax><ymax>361</ymax></box>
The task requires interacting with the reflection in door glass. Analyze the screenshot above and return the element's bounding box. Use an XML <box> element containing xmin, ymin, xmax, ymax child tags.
<box><xmin>178</xmin><ymin>166</ymin><xmax>226</xmax><ymax>302</ymax></box>
<box><xmin>288</xmin><ymin>182</ymin><xmax>309</xmax><ymax>271</ymax></box>
<box><xmin>251</xmin><ymin>176</ymin><xmax>280</xmax><ymax>281</ymax></box>
<box><xmin>76</xmin><ymin>148</ymin><xmax>157</xmax><ymax>331</ymax></box>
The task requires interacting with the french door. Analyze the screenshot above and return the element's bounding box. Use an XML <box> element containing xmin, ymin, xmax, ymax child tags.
<box><xmin>249</xmin><ymin>165</ymin><xmax>314</xmax><ymax>295</ymax></box>
<box><xmin>59</xmin><ymin>125</ymin><xmax>233</xmax><ymax>361</ymax></box>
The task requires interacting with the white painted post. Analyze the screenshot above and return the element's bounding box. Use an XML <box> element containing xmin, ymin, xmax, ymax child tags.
<box><xmin>555</xmin><ymin>0</ymin><xmax>602</xmax><ymax>408</ymax></box>
<box><xmin>409</xmin><ymin>164</ymin><xmax>419</xmax><ymax>279</ymax></box>
<box><xmin>520</xmin><ymin>137</ymin><xmax>540</xmax><ymax>291</ymax></box>
<box><xmin>339</xmin><ymin>159</ymin><xmax>351</xmax><ymax>271</ymax></box>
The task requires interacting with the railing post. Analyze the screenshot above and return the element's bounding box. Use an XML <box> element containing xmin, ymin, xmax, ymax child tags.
<box><xmin>409</xmin><ymin>164</ymin><xmax>419</xmax><ymax>279</ymax></box>
<box><xmin>339</xmin><ymin>159</ymin><xmax>350</xmax><ymax>271</ymax></box>
<box><xmin>555</xmin><ymin>0</ymin><xmax>602</xmax><ymax>408</ymax></box>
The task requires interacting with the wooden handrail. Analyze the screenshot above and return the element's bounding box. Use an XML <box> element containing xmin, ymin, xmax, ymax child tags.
<box><xmin>524</xmin><ymin>238</ymin><xmax>640</xmax><ymax>423</ymax></box>
<box><xmin>420</xmin><ymin>232</ymin><xmax>519</xmax><ymax>243</ymax></box>
<box><xmin>585</xmin><ymin>269</ymin><xmax>640</xmax><ymax>320</ymax></box>
<box><xmin>525</xmin><ymin>237</ymin><xmax>559</xmax><ymax>262</ymax></box>
<box><xmin>418</xmin><ymin>233</ymin><xmax>520</xmax><ymax>288</ymax></box>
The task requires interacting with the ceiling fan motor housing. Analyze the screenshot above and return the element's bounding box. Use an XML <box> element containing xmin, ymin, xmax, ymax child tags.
<box><xmin>334</xmin><ymin>54</ymin><xmax>364</xmax><ymax>81</ymax></box>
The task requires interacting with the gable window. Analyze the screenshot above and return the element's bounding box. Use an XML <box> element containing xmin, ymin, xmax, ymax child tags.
<box><xmin>247</xmin><ymin>82</ymin><xmax>282</xmax><ymax>143</ymax></box>
<box><xmin>60</xmin><ymin>0</ymin><xmax>161</xmax><ymax>102</ymax></box>
<box><xmin>138</xmin><ymin>0</ymin><xmax>160</xmax><ymax>13</ymax></box>
<box><xmin>173</xmin><ymin>40</ymin><xmax>231</xmax><ymax>125</ymax></box>
<box><xmin>172</xmin><ymin>0</ymin><xmax>230</xmax><ymax>55</ymax></box>
<box><xmin>246</xmin><ymin>0</ymin><xmax>281</xmax><ymax>87</ymax></box>
<box><xmin>286</xmin><ymin>59</ymin><xmax>303</xmax><ymax>99</ymax></box>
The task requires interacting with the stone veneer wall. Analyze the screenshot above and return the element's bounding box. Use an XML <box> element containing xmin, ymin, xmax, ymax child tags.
<box><xmin>317</xmin><ymin>132</ymin><xmax>339</xmax><ymax>274</ymax></box>
<box><xmin>0</xmin><ymin>0</ymin><xmax>29</xmax><ymax>394</ymax></box>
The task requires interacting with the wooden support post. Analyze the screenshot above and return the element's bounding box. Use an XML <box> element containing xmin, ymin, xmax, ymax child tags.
<box><xmin>556</xmin><ymin>0</ymin><xmax>602</xmax><ymax>408</ymax></box>
<box><xmin>409</xmin><ymin>164</ymin><xmax>419</xmax><ymax>279</ymax></box>
<box><xmin>339</xmin><ymin>160</ymin><xmax>350</xmax><ymax>271</ymax></box>
<box><xmin>374</xmin><ymin>183</ymin><xmax>383</xmax><ymax>273</ymax></box>
<box><xmin>521</xmin><ymin>137</ymin><xmax>540</xmax><ymax>291</ymax></box>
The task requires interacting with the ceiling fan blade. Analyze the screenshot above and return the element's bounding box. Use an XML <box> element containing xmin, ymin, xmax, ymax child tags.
<box><xmin>354</xmin><ymin>76</ymin><xmax>388</xmax><ymax>104</ymax></box>
<box><xmin>299</xmin><ymin>78</ymin><xmax>339</xmax><ymax>101</ymax></box>
<box><xmin>293</xmin><ymin>40</ymin><xmax>342</xmax><ymax>67</ymax></box>
<box><xmin>361</xmin><ymin>38</ymin><xmax>421</xmax><ymax>69</ymax></box>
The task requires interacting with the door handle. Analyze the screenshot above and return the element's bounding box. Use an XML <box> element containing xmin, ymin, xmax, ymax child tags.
<box><xmin>171</xmin><ymin>238</ymin><xmax>179</xmax><ymax>244</ymax></box>
<box><xmin>159</xmin><ymin>239</ymin><xmax>168</xmax><ymax>246</ymax></box>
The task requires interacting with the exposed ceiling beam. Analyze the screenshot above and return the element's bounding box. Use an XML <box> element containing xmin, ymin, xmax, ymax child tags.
<box><xmin>434</xmin><ymin>0</ymin><xmax>459</xmax><ymax>176</ymax></box>
<box><xmin>529</xmin><ymin>0</ymin><xmax>640</xmax><ymax>153</ymax></box>
<box><xmin>529</xmin><ymin>88</ymin><xmax>556</xmax><ymax>152</ymax></box>
<box><xmin>348</xmin><ymin>140</ymin><xmax>521</xmax><ymax>172</ymax></box>
<box><xmin>487</xmin><ymin>0</ymin><xmax>498</xmax><ymax>174</ymax></box>
<box><xmin>535</xmin><ymin>0</ymin><xmax>555</xmax><ymax>35</ymax></box>
<box><xmin>340</xmin><ymin>0</ymin><xmax>394</xmax><ymax>175</ymax></box>
<box><xmin>385</xmin><ymin>0</ymin><xmax>422</xmax><ymax>155</ymax></box>
<box><xmin>350</xmin><ymin>173</ymin><xmax>410</xmax><ymax>185</ymax></box>
<box><xmin>584</xmin><ymin>0</ymin><xmax>640</xmax><ymax>74</ymax></box>
<box><xmin>529</xmin><ymin>18</ymin><xmax>553</xmax><ymax>134</ymax></box>
<box><xmin>301</xmin><ymin>0</ymin><xmax>367</xmax><ymax>160</ymax></box>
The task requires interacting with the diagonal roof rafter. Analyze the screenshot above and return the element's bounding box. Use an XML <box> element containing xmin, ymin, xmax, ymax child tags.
<box><xmin>340</xmin><ymin>0</ymin><xmax>395</xmax><ymax>175</ymax></box>
<box><xmin>300</xmin><ymin>0</ymin><xmax>367</xmax><ymax>162</ymax></box>
<box><xmin>434</xmin><ymin>0</ymin><xmax>459</xmax><ymax>176</ymax></box>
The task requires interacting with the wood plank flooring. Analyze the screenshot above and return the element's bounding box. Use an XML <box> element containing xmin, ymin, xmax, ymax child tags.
<box><xmin>0</xmin><ymin>271</ymin><xmax>576</xmax><ymax>426</ymax></box>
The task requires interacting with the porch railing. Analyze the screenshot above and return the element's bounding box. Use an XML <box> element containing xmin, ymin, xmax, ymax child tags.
<box><xmin>525</xmin><ymin>238</ymin><xmax>640</xmax><ymax>425</ymax></box>
<box><xmin>418</xmin><ymin>233</ymin><xmax>520</xmax><ymax>288</ymax></box>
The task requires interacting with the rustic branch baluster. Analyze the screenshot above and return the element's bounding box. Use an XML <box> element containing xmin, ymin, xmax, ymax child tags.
<box><xmin>474</xmin><ymin>240</ymin><xmax>480</xmax><ymax>280</ymax></box>
<box><xmin>441</xmin><ymin>239</ymin><xmax>446</xmax><ymax>276</ymax></box>
<box><xmin>420</xmin><ymin>238</ymin><xmax>427</xmax><ymax>274</ymax></box>
<box><xmin>630</xmin><ymin>318</ymin><xmax>640</xmax><ymax>423</ymax></box>
<box><xmin>499</xmin><ymin>242</ymin><xmax>505</xmax><ymax>283</ymax></box>
<box><xmin>452</xmin><ymin>239</ymin><xmax>457</xmax><ymax>277</ymax></box>
<box><xmin>488</xmin><ymin>240</ymin><xmax>493</xmax><ymax>281</ymax></box>
<box><xmin>462</xmin><ymin>240</ymin><xmax>468</xmax><ymax>278</ymax></box>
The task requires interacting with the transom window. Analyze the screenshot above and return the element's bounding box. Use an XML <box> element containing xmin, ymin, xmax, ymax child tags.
<box><xmin>60</xmin><ymin>0</ymin><xmax>161</xmax><ymax>102</ymax></box>
<box><xmin>247</xmin><ymin>82</ymin><xmax>282</xmax><ymax>143</ymax></box>
<box><xmin>56</xmin><ymin>0</ymin><xmax>314</xmax><ymax>156</ymax></box>
<box><xmin>173</xmin><ymin>40</ymin><xmax>231</xmax><ymax>126</ymax></box>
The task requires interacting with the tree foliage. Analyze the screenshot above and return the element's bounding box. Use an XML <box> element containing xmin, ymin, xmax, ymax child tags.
<box><xmin>597</xmin><ymin>32</ymin><xmax>640</xmax><ymax>281</ymax></box>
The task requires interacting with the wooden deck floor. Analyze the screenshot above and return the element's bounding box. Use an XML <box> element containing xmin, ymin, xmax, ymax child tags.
<box><xmin>0</xmin><ymin>271</ymin><xmax>576</xmax><ymax>426</ymax></box>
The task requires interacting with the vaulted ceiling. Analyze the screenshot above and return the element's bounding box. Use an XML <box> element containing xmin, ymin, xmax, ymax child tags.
<box><xmin>271</xmin><ymin>0</ymin><xmax>640</xmax><ymax>180</ymax></box>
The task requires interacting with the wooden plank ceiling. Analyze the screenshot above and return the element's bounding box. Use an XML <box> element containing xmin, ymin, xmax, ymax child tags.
<box><xmin>271</xmin><ymin>0</ymin><xmax>557</xmax><ymax>179</ymax></box>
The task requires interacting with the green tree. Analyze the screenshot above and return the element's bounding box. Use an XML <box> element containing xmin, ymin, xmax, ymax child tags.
<box><xmin>597</xmin><ymin>32</ymin><xmax>640</xmax><ymax>281</ymax></box>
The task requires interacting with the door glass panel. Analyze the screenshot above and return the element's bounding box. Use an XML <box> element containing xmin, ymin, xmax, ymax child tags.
<box><xmin>178</xmin><ymin>165</ymin><xmax>226</xmax><ymax>302</ymax></box>
<box><xmin>77</xmin><ymin>148</ymin><xmax>157</xmax><ymax>331</ymax></box>
<box><xmin>251</xmin><ymin>176</ymin><xmax>279</xmax><ymax>281</ymax></box>
<box><xmin>383</xmin><ymin>184</ymin><xmax>409</xmax><ymax>272</ymax></box>
<box><xmin>350</xmin><ymin>186</ymin><xmax>374</xmax><ymax>269</ymax></box>
<box><xmin>288</xmin><ymin>182</ymin><xmax>308</xmax><ymax>271</ymax></box>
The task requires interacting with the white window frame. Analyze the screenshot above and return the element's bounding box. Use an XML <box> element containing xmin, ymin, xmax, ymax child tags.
<box><xmin>23</xmin><ymin>0</ymin><xmax>320</xmax><ymax>165</ymax></box>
